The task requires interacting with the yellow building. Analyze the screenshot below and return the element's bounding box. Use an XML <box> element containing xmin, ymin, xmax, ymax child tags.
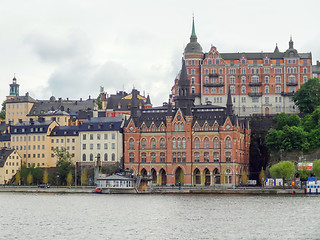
<box><xmin>0</xmin><ymin>148</ymin><xmax>21</xmax><ymax>184</ymax></box>
<box><xmin>49</xmin><ymin>126</ymin><xmax>79</xmax><ymax>165</ymax></box>
<box><xmin>10</xmin><ymin>118</ymin><xmax>59</xmax><ymax>168</ymax></box>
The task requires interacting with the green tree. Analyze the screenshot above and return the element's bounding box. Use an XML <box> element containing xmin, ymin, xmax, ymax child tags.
<box><xmin>96</xmin><ymin>86</ymin><xmax>104</xmax><ymax>110</ymax></box>
<box><xmin>0</xmin><ymin>100</ymin><xmax>6</xmax><ymax>120</ymax></box>
<box><xmin>53</xmin><ymin>148</ymin><xmax>73</xmax><ymax>185</ymax></box>
<box><xmin>293</xmin><ymin>78</ymin><xmax>320</xmax><ymax>115</ymax></box>
<box><xmin>32</xmin><ymin>167</ymin><xmax>43</xmax><ymax>185</ymax></box>
<box><xmin>269</xmin><ymin>161</ymin><xmax>296</xmax><ymax>180</ymax></box>
<box><xmin>20</xmin><ymin>165</ymin><xmax>29</xmax><ymax>185</ymax></box>
<box><xmin>27</xmin><ymin>172</ymin><xmax>33</xmax><ymax>185</ymax></box>
<box><xmin>274</xmin><ymin>112</ymin><xmax>289</xmax><ymax>130</ymax></box>
<box><xmin>312</xmin><ymin>160</ymin><xmax>320</xmax><ymax>178</ymax></box>
<box><xmin>241</xmin><ymin>171</ymin><xmax>248</xmax><ymax>185</ymax></box>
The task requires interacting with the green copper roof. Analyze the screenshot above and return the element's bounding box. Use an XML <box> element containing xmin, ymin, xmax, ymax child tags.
<box><xmin>192</xmin><ymin>17</ymin><xmax>196</xmax><ymax>36</ymax></box>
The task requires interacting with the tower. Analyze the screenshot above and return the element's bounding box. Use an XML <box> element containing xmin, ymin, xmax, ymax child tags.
<box><xmin>8</xmin><ymin>75</ymin><xmax>19</xmax><ymax>100</ymax></box>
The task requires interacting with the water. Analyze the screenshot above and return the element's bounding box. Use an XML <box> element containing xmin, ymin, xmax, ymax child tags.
<box><xmin>0</xmin><ymin>193</ymin><xmax>319</xmax><ymax>240</ymax></box>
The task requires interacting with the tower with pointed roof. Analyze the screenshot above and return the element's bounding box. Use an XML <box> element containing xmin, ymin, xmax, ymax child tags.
<box><xmin>7</xmin><ymin>75</ymin><xmax>20</xmax><ymax>100</ymax></box>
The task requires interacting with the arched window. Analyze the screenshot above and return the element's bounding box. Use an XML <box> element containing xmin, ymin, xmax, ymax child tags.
<box><xmin>160</xmin><ymin>138</ymin><xmax>165</xmax><ymax>149</ymax></box>
<box><xmin>90</xmin><ymin>154</ymin><xmax>93</xmax><ymax>161</ymax></box>
<box><xmin>141</xmin><ymin>139</ymin><xmax>147</xmax><ymax>149</ymax></box>
<box><xmin>129</xmin><ymin>153</ymin><xmax>134</xmax><ymax>163</ymax></box>
<box><xmin>180</xmin><ymin>123</ymin><xmax>184</xmax><ymax>131</ymax></box>
<box><xmin>141</xmin><ymin>153</ymin><xmax>146</xmax><ymax>163</ymax></box>
<box><xmin>112</xmin><ymin>153</ymin><xmax>115</xmax><ymax>161</ymax></box>
<box><xmin>230</xmin><ymin>85</ymin><xmax>235</xmax><ymax>94</ymax></box>
<box><xmin>151</xmin><ymin>153</ymin><xmax>156</xmax><ymax>163</ymax></box>
<box><xmin>275</xmin><ymin>85</ymin><xmax>281</xmax><ymax>93</ymax></box>
<box><xmin>241</xmin><ymin>85</ymin><xmax>246</xmax><ymax>94</ymax></box>
<box><xmin>129</xmin><ymin>138</ymin><xmax>134</xmax><ymax>150</ymax></box>
<box><xmin>174</xmin><ymin>123</ymin><xmax>178</xmax><ymax>131</ymax></box>
<box><xmin>160</xmin><ymin>153</ymin><xmax>165</xmax><ymax>163</ymax></box>
<box><xmin>141</xmin><ymin>125</ymin><xmax>147</xmax><ymax>132</ymax></box>
<box><xmin>214</xmin><ymin>138</ymin><xmax>219</xmax><ymax>149</ymax></box>
<box><xmin>194</xmin><ymin>152</ymin><xmax>200</xmax><ymax>162</ymax></box>
<box><xmin>104</xmin><ymin>153</ymin><xmax>108</xmax><ymax>161</ymax></box>
<box><xmin>265</xmin><ymin>85</ymin><xmax>269</xmax><ymax>94</ymax></box>
<box><xmin>160</xmin><ymin>125</ymin><xmax>165</xmax><ymax>132</ymax></box>
<box><xmin>194</xmin><ymin>138</ymin><xmax>200</xmax><ymax>149</ymax></box>
<box><xmin>214</xmin><ymin>124</ymin><xmax>219</xmax><ymax>131</ymax></box>
<box><xmin>177</xmin><ymin>138</ymin><xmax>181</xmax><ymax>149</ymax></box>
<box><xmin>82</xmin><ymin>154</ymin><xmax>86</xmax><ymax>161</ymax></box>
<box><xmin>204</xmin><ymin>138</ymin><xmax>209</xmax><ymax>149</ymax></box>
<box><xmin>182</xmin><ymin>138</ymin><xmax>186</xmax><ymax>149</ymax></box>
<box><xmin>150</xmin><ymin>138</ymin><xmax>156</xmax><ymax>149</ymax></box>
<box><xmin>195</xmin><ymin>125</ymin><xmax>199</xmax><ymax>131</ymax></box>
<box><xmin>151</xmin><ymin>125</ymin><xmax>156</xmax><ymax>132</ymax></box>
<box><xmin>226</xmin><ymin>137</ymin><xmax>231</xmax><ymax>149</ymax></box>
<box><xmin>226</xmin><ymin>152</ymin><xmax>231</xmax><ymax>162</ymax></box>
<box><xmin>173</xmin><ymin>152</ymin><xmax>176</xmax><ymax>162</ymax></box>
<box><xmin>204</xmin><ymin>124</ymin><xmax>208</xmax><ymax>131</ymax></box>
<box><xmin>172</xmin><ymin>138</ymin><xmax>176</xmax><ymax>149</ymax></box>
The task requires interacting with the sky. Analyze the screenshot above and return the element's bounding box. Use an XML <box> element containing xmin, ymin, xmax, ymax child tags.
<box><xmin>1</xmin><ymin>0</ymin><xmax>320</xmax><ymax>106</ymax></box>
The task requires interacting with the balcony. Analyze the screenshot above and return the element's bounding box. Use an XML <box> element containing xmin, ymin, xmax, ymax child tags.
<box><xmin>203</xmin><ymin>82</ymin><xmax>225</xmax><ymax>87</ymax></box>
<box><xmin>209</xmin><ymin>73</ymin><xmax>219</xmax><ymax>78</ymax></box>
<box><xmin>249</xmin><ymin>82</ymin><xmax>262</xmax><ymax>86</ymax></box>
<box><xmin>281</xmin><ymin>91</ymin><xmax>295</xmax><ymax>97</ymax></box>
<box><xmin>248</xmin><ymin>92</ymin><xmax>262</xmax><ymax>97</ymax></box>
<box><xmin>286</xmin><ymin>81</ymin><xmax>298</xmax><ymax>86</ymax></box>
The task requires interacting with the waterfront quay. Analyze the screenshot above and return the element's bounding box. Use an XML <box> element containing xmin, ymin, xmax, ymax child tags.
<box><xmin>0</xmin><ymin>185</ymin><xmax>305</xmax><ymax>195</ymax></box>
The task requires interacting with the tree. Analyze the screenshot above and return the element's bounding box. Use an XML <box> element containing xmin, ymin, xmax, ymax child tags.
<box><xmin>293</xmin><ymin>78</ymin><xmax>320</xmax><ymax>115</ymax></box>
<box><xmin>259</xmin><ymin>168</ymin><xmax>265</xmax><ymax>186</ymax></box>
<box><xmin>15</xmin><ymin>172</ymin><xmax>20</xmax><ymax>185</ymax></box>
<box><xmin>269</xmin><ymin>161</ymin><xmax>296</xmax><ymax>180</ymax></box>
<box><xmin>67</xmin><ymin>172</ymin><xmax>73</xmax><ymax>186</ymax></box>
<box><xmin>53</xmin><ymin>148</ymin><xmax>73</xmax><ymax>185</ymax></box>
<box><xmin>241</xmin><ymin>171</ymin><xmax>248</xmax><ymax>185</ymax></box>
<box><xmin>81</xmin><ymin>169</ymin><xmax>88</xmax><ymax>186</ymax></box>
<box><xmin>0</xmin><ymin>100</ymin><xmax>6</xmax><ymax>120</ymax></box>
<box><xmin>96</xmin><ymin>86</ymin><xmax>104</xmax><ymax>110</ymax></box>
<box><xmin>312</xmin><ymin>160</ymin><xmax>320</xmax><ymax>178</ymax></box>
<box><xmin>43</xmin><ymin>169</ymin><xmax>48</xmax><ymax>184</ymax></box>
<box><xmin>20</xmin><ymin>165</ymin><xmax>29</xmax><ymax>185</ymax></box>
<box><xmin>27</xmin><ymin>172</ymin><xmax>33</xmax><ymax>185</ymax></box>
<box><xmin>32</xmin><ymin>167</ymin><xmax>43</xmax><ymax>185</ymax></box>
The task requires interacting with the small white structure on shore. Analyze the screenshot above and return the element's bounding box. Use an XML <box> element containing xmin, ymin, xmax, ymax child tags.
<box><xmin>265</xmin><ymin>178</ymin><xmax>283</xmax><ymax>187</ymax></box>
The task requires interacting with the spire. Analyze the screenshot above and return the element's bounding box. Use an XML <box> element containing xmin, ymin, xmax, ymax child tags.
<box><xmin>289</xmin><ymin>35</ymin><xmax>294</xmax><ymax>49</ymax></box>
<box><xmin>191</xmin><ymin>16</ymin><xmax>196</xmax><ymax>36</ymax></box>
<box><xmin>226</xmin><ymin>86</ymin><xmax>233</xmax><ymax>116</ymax></box>
<box><xmin>9</xmin><ymin>74</ymin><xmax>19</xmax><ymax>97</ymax></box>
<box><xmin>130</xmin><ymin>89</ymin><xmax>139</xmax><ymax>119</ymax></box>
<box><xmin>274</xmin><ymin>43</ymin><xmax>279</xmax><ymax>53</ymax></box>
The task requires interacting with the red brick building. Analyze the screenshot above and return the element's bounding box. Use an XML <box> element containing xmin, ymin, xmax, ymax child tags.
<box><xmin>124</xmin><ymin>60</ymin><xmax>250</xmax><ymax>186</ymax></box>
<box><xmin>171</xmin><ymin>18</ymin><xmax>313</xmax><ymax>116</ymax></box>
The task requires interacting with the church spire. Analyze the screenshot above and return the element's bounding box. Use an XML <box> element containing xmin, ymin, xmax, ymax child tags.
<box><xmin>191</xmin><ymin>16</ymin><xmax>196</xmax><ymax>36</ymax></box>
<box><xmin>184</xmin><ymin>16</ymin><xmax>203</xmax><ymax>54</ymax></box>
<box><xmin>226</xmin><ymin>86</ymin><xmax>233</xmax><ymax>116</ymax></box>
<box><xmin>289</xmin><ymin>35</ymin><xmax>294</xmax><ymax>49</ymax></box>
<box><xmin>274</xmin><ymin>43</ymin><xmax>279</xmax><ymax>53</ymax></box>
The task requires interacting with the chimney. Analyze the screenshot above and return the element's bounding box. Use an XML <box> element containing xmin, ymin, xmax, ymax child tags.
<box><xmin>18</xmin><ymin>119</ymin><xmax>23</xmax><ymax>124</ymax></box>
<box><xmin>30</xmin><ymin>118</ymin><xmax>34</xmax><ymax>125</ymax></box>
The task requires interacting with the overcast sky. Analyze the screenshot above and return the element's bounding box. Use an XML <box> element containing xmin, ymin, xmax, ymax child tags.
<box><xmin>1</xmin><ymin>0</ymin><xmax>320</xmax><ymax>106</ymax></box>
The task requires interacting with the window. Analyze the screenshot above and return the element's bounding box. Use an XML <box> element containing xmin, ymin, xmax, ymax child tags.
<box><xmin>112</xmin><ymin>153</ymin><xmax>115</xmax><ymax>161</ymax></box>
<box><xmin>275</xmin><ymin>85</ymin><xmax>281</xmax><ymax>93</ymax></box>
<box><xmin>90</xmin><ymin>134</ymin><xmax>93</xmax><ymax>140</ymax></box>
<box><xmin>214</xmin><ymin>138</ymin><xmax>219</xmax><ymax>149</ymax></box>
<box><xmin>151</xmin><ymin>138</ymin><xmax>156</xmax><ymax>149</ymax></box>
<box><xmin>204</xmin><ymin>152</ymin><xmax>209</xmax><ymax>162</ymax></box>
<box><xmin>229</xmin><ymin>76</ymin><xmax>235</xmax><ymax>84</ymax></box>
<box><xmin>264</xmin><ymin>59</ymin><xmax>269</xmax><ymax>65</ymax></box>
<box><xmin>82</xmin><ymin>154</ymin><xmax>86</xmax><ymax>161</ymax></box>
<box><xmin>251</xmin><ymin>76</ymin><xmax>259</xmax><ymax>83</ymax></box>
<box><xmin>104</xmin><ymin>143</ymin><xmax>108</xmax><ymax>149</ymax></box>
<box><xmin>97</xmin><ymin>144</ymin><xmax>101</xmax><ymax>150</ymax></box>
<box><xmin>214</xmin><ymin>152</ymin><xmax>219</xmax><ymax>162</ymax></box>
<box><xmin>265</xmin><ymin>76</ymin><xmax>269</xmax><ymax>83</ymax></box>
<box><xmin>194</xmin><ymin>152</ymin><xmax>200</xmax><ymax>162</ymax></box>
<box><xmin>265</xmin><ymin>97</ymin><xmax>269</xmax><ymax>103</ymax></box>
<box><xmin>226</xmin><ymin>152</ymin><xmax>231</xmax><ymax>162</ymax></box>
<box><xmin>129</xmin><ymin>139</ymin><xmax>135</xmax><ymax>150</ymax></box>
<box><xmin>90</xmin><ymin>144</ymin><xmax>93</xmax><ymax>150</ymax></box>
<box><xmin>230</xmin><ymin>86</ymin><xmax>235</xmax><ymax>94</ymax></box>
<box><xmin>191</xmin><ymin>77</ymin><xmax>195</xmax><ymax>85</ymax></box>
<box><xmin>160</xmin><ymin>153</ymin><xmax>165</xmax><ymax>163</ymax></box>
<box><xmin>241</xmin><ymin>68</ymin><xmax>246</xmax><ymax>74</ymax></box>
<box><xmin>82</xmin><ymin>144</ymin><xmax>86</xmax><ymax>150</ymax></box>
<box><xmin>182</xmin><ymin>152</ymin><xmax>186</xmax><ymax>162</ymax></box>
<box><xmin>160</xmin><ymin>138</ymin><xmax>165</xmax><ymax>149</ymax></box>
<box><xmin>172</xmin><ymin>138</ymin><xmax>176</xmax><ymax>149</ymax></box>
<box><xmin>182</xmin><ymin>138</ymin><xmax>186</xmax><ymax>149</ymax></box>
<box><xmin>129</xmin><ymin>153</ymin><xmax>134</xmax><ymax>163</ymax></box>
<box><xmin>97</xmin><ymin>134</ymin><xmax>101</xmax><ymax>140</ymax></box>
<box><xmin>104</xmin><ymin>134</ymin><xmax>108</xmax><ymax>139</ymax></box>
<box><xmin>112</xmin><ymin>133</ymin><xmax>115</xmax><ymax>139</ymax></box>
<box><xmin>194</xmin><ymin>138</ymin><xmax>200</xmax><ymax>149</ymax></box>
<box><xmin>104</xmin><ymin>153</ymin><xmax>108</xmax><ymax>161</ymax></box>
<box><xmin>141</xmin><ymin>139</ymin><xmax>147</xmax><ymax>149</ymax></box>
<box><xmin>226</xmin><ymin>137</ymin><xmax>231</xmax><ymax>149</ymax></box>
<box><xmin>240</xmin><ymin>86</ymin><xmax>245</xmax><ymax>95</ymax></box>
<box><xmin>151</xmin><ymin>153</ymin><xmax>156</xmax><ymax>163</ymax></box>
<box><xmin>241</xmin><ymin>59</ymin><xmax>246</xmax><ymax>65</ymax></box>
<box><xmin>252</xmin><ymin>97</ymin><xmax>259</xmax><ymax>103</ymax></box>
<box><xmin>265</xmin><ymin>85</ymin><xmax>269</xmax><ymax>94</ymax></box>
<box><xmin>205</xmin><ymin>76</ymin><xmax>209</xmax><ymax>84</ymax></box>
<box><xmin>275</xmin><ymin>76</ymin><xmax>281</xmax><ymax>84</ymax></box>
<box><xmin>151</xmin><ymin>125</ymin><xmax>156</xmax><ymax>132</ymax></box>
<box><xmin>173</xmin><ymin>152</ymin><xmax>176</xmax><ymax>163</ymax></box>
<box><xmin>177</xmin><ymin>138</ymin><xmax>181</xmax><ymax>149</ymax></box>
<box><xmin>191</xmin><ymin>69</ymin><xmax>195</xmax><ymax>75</ymax></box>
<box><xmin>112</xmin><ymin>143</ymin><xmax>115</xmax><ymax>149</ymax></box>
<box><xmin>229</xmin><ymin>69</ymin><xmax>236</xmax><ymax>74</ymax></box>
<box><xmin>242</xmin><ymin>105</ymin><xmax>246</xmax><ymax>112</ymax></box>
<box><xmin>211</xmin><ymin>87</ymin><xmax>216</xmax><ymax>94</ymax></box>
<box><xmin>252</xmin><ymin>87</ymin><xmax>259</xmax><ymax>93</ymax></box>
<box><xmin>288</xmin><ymin>75</ymin><xmax>296</xmax><ymax>83</ymax></box>
<box><xmin>219</xmin><ymin>76</ymin><xmax>223</xmax><ymax>83</ymax></box>
<box><xmin>141</xmin><ymin>153</ymin><xmax>146</xmax><ymax>163</ymax></box>
<box><xmin>205</xmin><ymin>87</ymin><xmax>209</xmax><ymax>94</ymax></box>
<box><xmin>204</xmin><ymin>138</ymin><xmax>209</xmax><ymax>149</ymax></box>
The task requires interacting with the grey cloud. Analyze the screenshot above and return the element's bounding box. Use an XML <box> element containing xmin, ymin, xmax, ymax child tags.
<box><xmin>24</xmin><ymin>30</ymin><xmax>91</xmax><ymax>63</ymax></box>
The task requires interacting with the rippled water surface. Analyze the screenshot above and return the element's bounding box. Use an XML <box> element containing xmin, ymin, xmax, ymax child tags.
<box><xmin>1</xmin><ymin>193</ymin><xmax>319</xmax><ymax>239</ymax></box>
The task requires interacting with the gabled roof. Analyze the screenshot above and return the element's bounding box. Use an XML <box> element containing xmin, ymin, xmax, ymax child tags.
<box><xmin>0</xmin><ymin>148</ymin><xmax>15</xmax><ymax>167</ymax></box>
<box><xmin>50</xmin><ymin>126</ymin><xmax>79</xmax><ymax>137</ymax></box>
<box><xmin>6</xmin><ymin>94</ymin><xmax>36</xmax><ymax>103</ymax></box>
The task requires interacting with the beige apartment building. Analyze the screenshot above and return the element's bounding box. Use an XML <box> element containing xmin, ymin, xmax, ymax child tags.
<box><xmin>0</xmin><ymin>148</ymin><xmax>22</xmax><ymax>184</ymax></box>
<box><xmin>10</xmin><ymin>118</ymin><xmax>59</xmax><ymax>167</ymax></box>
